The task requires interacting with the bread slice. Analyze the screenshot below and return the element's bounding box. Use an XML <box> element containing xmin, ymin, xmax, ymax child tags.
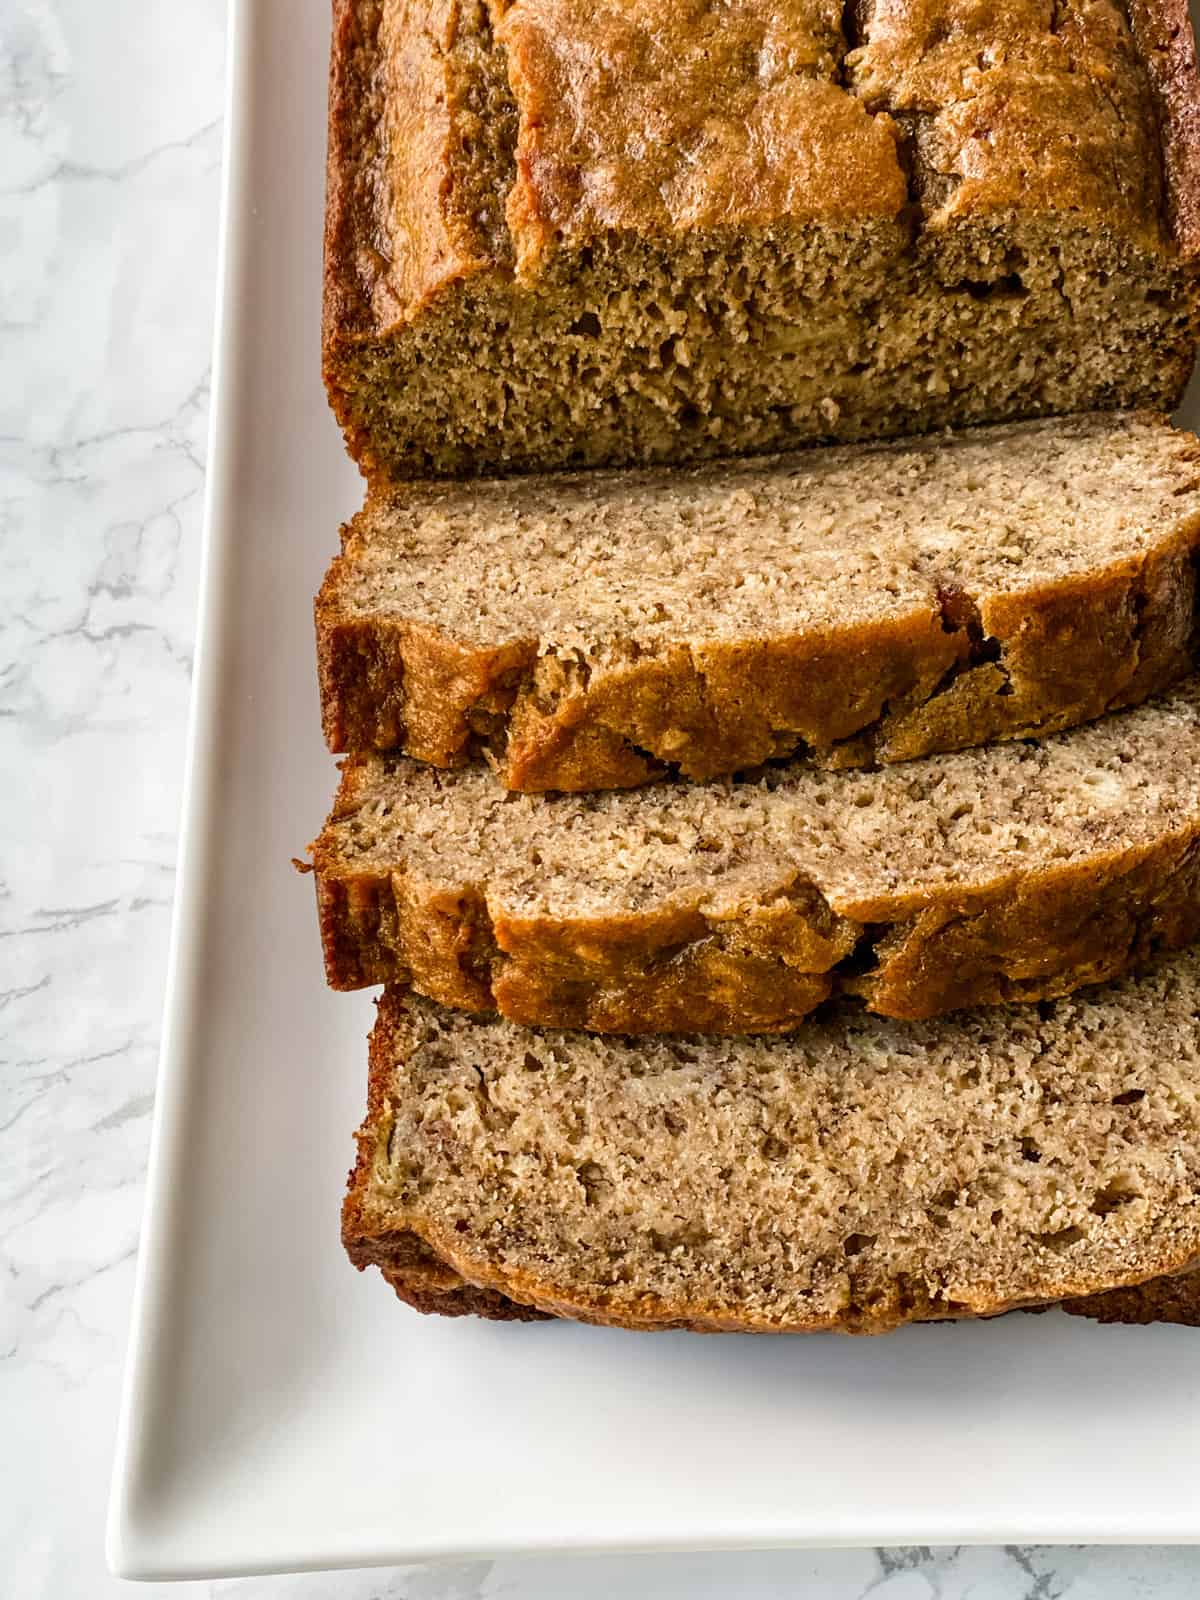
<box><xmin>310</xmin><ymin>679</ymin><xmax>1200</xmax><ymax>1030</ymax></box>
<box><xmin>323</xmin><ymin>0</ymin><xmax>1200</xmax><ymax>479</ymax></box>
<box><xmin>343</xmin><ymin>951</ymin><xmax>1200</xmax><ymax>1333</ymax></box>
<box><xmin>317</xmin><ymin>413</ymin><xmax>1200</xmax><ymax>791</ymax></box>
<box><xmin>357</xmin><ymin>1237</ymin><xmax>1200</xmax><ymax>1330</ymax></box>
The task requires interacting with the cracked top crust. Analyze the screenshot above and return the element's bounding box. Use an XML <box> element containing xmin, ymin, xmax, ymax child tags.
<box><xmin>496</xmin><ymin>0</ymin><xmax>906</xmax><ymax>268</ymax></box>
<box><xmin>332</xmin><ymin>0</ymin><xmax>1198</xmax><ymax>323</ymax></box>
<box><xmin>848</xmin><ymin>0</ymin><xmax>1168</xmax><ymax>235</ymax></box>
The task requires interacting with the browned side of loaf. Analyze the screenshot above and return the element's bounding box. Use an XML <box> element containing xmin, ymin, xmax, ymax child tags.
<box><xmin>315</xmin><ymin>592</ymin><xmax>539</xmax><ymax>763</ymax></box>
<box><xmin>381</xmin><ymin>1267</ymin><xmax>548</xmax><ymax>1321</ymax></box>
<box><xmin>356</xmin><ymin>1228</ymin><xmax>548</xmax><ymax>1322</ymax></box>
<box><xmin>322</xmin><ymin>0</ymin><xmax>380</xmax><ymax>439</ymax></box>
<box><xmin>1062</xmin><ymin>1268</ymin><xmax>1200</xmax><ymax>1325</ymax></box>
<box><xmin>315</xmin><ymin>532</ymin><xmax>1200</xmax><ymax>789</ymax></box>
<box><xmin>312</xmin><ymin>819</ymin><xmax>1200</xmax><ymax>1032</ymax></box>
<box><xmin>1130</xmin><ymin>0</ymin><xmax>1200</xmax><ymax>256</ymax></box>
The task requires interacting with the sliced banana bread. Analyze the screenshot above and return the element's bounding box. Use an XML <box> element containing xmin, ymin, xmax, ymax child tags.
<box><xmin>310</xmin><ymin>680</ymin><xmax>1200</xmax><ymax>1030</ymax></box>
<box><xmin>318</xmin><ymin>413</ymin><xmax>1200</xmax><ymax>788</ymax></box>
<box><xmin>355</xmin><ymin>1232</ymin><xmax>1200</xmax><ymax>1329</ymax></box>
<box><xmin>324</xmin><ymin>0</ymin><xmax>1200</xmax><ymax>479</ymax></box>
<box><xmin>343</xmin><ymin>951</ymin><xmax>1200</xmax><ymax>1333</ymax></box>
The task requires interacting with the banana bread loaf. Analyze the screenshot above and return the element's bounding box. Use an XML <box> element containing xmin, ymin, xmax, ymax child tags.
<box><xmin>310</xmin><ymin>679</ymin><xmax>1200</xmax><ymax>1030</ymax></box>
<box><xmin>318</xmin><ymin>412</ymin><xmax>1200</xmax><ymax>787</ymax></box>
<box><xmin>324</xmin><ymin>0</ymin><xmax>1200</xmax><ymax>479</ymax></box>
<box><xmin>343</xmin><ymin>950</ymin><xmax>1200</xmax><ymax>1332</ymax></box>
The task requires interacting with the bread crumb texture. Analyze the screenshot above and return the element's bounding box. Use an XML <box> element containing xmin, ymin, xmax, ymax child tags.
<box><xmin>317</xmin><ymin>413</ymin><xmax>1200</xmax><ymax>783</ymax></box>
<box><xmin>312</xmin><ymin>678</ymin><xmax>1200</xmax><ymax>1029</ymax></box>
<box><xmin>343</xmin><ymin>950</ymin><xmax>1200</xmax><ymax>1331</ymax></box>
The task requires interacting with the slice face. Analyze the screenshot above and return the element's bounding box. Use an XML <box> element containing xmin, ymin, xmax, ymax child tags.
<box><xmin>311</xmin><ymin>679</ymin><xmax>1200</xmax><ymax>1031</ymax></box>
<box><xmin>342</xmin><ymin>952</ymin><xmax>1200</xmax><ymax>1334</ymax></box>
<box><xmin>317</xmin><ymin>414</ymin><xmax>1200</xmax><ymax>790</ymax></box>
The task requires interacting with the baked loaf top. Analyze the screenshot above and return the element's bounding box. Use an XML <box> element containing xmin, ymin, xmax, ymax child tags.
<box><xmin>312</xmin><ymin>680</ymin><xmax>1200</xmax><ymax>1029</ymax></box>
<box><xmin>343</xmin><ymin>950</ymin><xmax>1200</xmax><ymax>1334</ymax></box>
<box><xmin>318</xmin><ymin>412</ymin><xmax>1200</xmax><ymax>784</ymax></box>
<box><xmin>332</xmin><ymin>0</ymin><xmax>1198</xmax><ymax>330</ymax></box>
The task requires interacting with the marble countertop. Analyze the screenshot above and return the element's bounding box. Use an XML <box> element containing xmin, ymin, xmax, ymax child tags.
<box><xmin>4</xmin><ymin>3</ymin><xmax>1200</xmax><ymax>1595</ymax></box>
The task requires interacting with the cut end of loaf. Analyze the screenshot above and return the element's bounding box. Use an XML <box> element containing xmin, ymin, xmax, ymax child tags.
<box><xmin>328</xmin><ymin>224</ymin><xmax>1199</xmax><ymax>479</ymax></box>
<box><xmin>324</xmin><ymin>1</ymin><xmax>1200</xmax><ymax>477</ymax></box>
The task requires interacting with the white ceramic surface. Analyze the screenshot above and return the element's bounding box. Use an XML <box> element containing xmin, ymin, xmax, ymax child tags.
<box><xmin>9</xmin><ymin>1</ymin><xmax>1200</xmax><ymax>1594</ymax></box>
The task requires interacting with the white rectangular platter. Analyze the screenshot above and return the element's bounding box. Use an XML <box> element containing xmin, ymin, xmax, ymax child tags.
<box><xmin>108</xmin><ymin>0</ymin><xmax>1200</xmax><ymax>1579</ymax></box>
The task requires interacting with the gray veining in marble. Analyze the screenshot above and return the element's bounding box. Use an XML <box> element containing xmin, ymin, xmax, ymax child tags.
<box><xmin>5</xmin><ymin>3</ymin><xmax>1200</xmax><ymax>1594</ymax></box>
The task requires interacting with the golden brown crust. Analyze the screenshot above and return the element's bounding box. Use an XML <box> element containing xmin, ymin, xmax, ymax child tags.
<box><xmin>849</xmin><ymin>0</ymin><xmax>1169</xmax><ymax>239</ymax></box>
<box><xmin>496</xmin><ymin>0</ymin><xmax>906</xmax><ymax>272</ymax></box>
<box><xmin>323</xmin><ymin>0</ymin><xmax>392</xmax><ymax>466</ymax></box>
<box><xmin>315</xmin><ymin>583</ymin><xmax>537</xmax><ymax>762</ymax></box>
<box><xmin>323</xmin><ymin>0</ymin><xmax>371</xmax><ymax>344</ymax></box>
<box><xmin>854</xmin><ymin>831</ymin><xmax>1200</xmax><ymax>1021</ymax></box>
<box><xmin>329</xmin><ymin>0</ymin><xmax>1191</xmax><ymax>324</ymax></box>
<box><xmin>324</xmin><ymin>1</ymin><xmax>394</xmax><ymax>356</ymax></box>
<box><xmin>316</xmin><ymin>511</ymin><xmax>1200</xmax><ymax>788</ymax></box>
<box><xmin>375</xmin><ymin>0</ymin><xmax>497</xmax><ymax>311</ymax></box>
<box><xmin>323</xmin><ymin>0</ymin><xmax>505</xmax><ymax>338</ymax></box>
<box><xmin>380</xmin><ymin>1263</ymin><xmax>551</xmax><ymax>1319</ymax></box>
<box><xmin>322</xmin><ymin>0</ymin><xmax>516</xmax><ymax>471</ymax></box>
<box><xmin>311</xmin><ymin>767</ymin><xmax>1200</xmax><ymax>1031</ymax></box>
